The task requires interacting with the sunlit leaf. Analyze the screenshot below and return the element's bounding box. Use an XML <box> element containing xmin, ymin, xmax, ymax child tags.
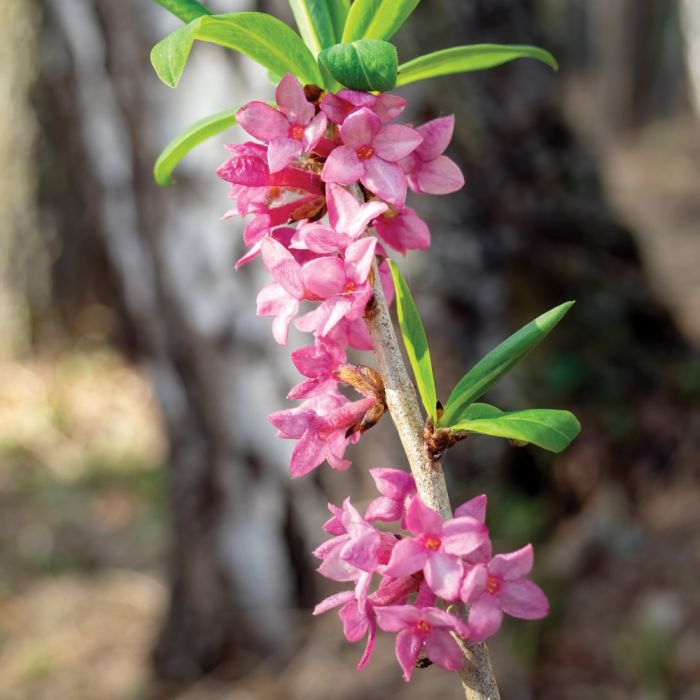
<box><xmin>388</xmin><ymin>260</ymin><xmax>437</xmax><ymax>422</ymax></box>
<box><xmin>449</xmin><ymin>405</ymin><xmax>581</xmax><ymax>453</ymax></box>
<box><xmin>154</xmin><ymin>109</ymin><xmax>238</xmax><ymax>186</ymax></box>
<box><xmin>151</xmin><ymin>0</ymin><xmax>211</xmax><ymax>23</ymax></box>
<box><xmin>439</xmin><ymin>302</ymin><xmax>574</xmax><ymax>427</ymax></box>
<box><xmin>318</xmin><ymin>39</ymin><xmax>397</xmax><ymax>92</ymax></box>
<box><xmin>342</xmin><ymin>0</ymin><xmax>419</xmax><ymax>42</ymax></box>
<box><xmin>397</xmin><ymin>43</ymin><xmax>558</xmax><ymax>87</ymax></box>
<box><xmin>288</xmin><ymin>0</ymin><xmax>349</xmax><ymax>56</ymax></box>
<box><xmin>150</xmin><ymin>12</ymin><xmax>322</xmax><ymax>89</ymax></box>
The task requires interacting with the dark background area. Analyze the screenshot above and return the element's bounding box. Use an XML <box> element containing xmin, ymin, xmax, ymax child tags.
<box><xmin>0</xmin><ymin>1</ymin><xmax>698</xmax><ymax>698</ymax></box>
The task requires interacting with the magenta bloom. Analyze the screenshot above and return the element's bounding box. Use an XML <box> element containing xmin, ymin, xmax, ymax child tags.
<box><xmin>322</xmin><ymin>108</ymin><xmax>422</xmax><ymax>207</ymax></box>
<box><xmin>365</xmin><ymin>468</ymin><xmax>417</xmax><ymax>525</ymax></box>
<box><xmin>383</xmin><ymin>496</ymin><xmax>489</xmax><ymax>600</ymax></box>
<box><xmin>269</xmin><ymin>389</ymin><xmax>375</xmax><ymax>476</ymax></box>
<box><xmin>236</xmin><ymin>73</ymin><xmax>327</xmax><ymax>173</ymax></box>
<box><xmin>373</xmin><ymin>206</ymin><xmax>431</xmax><ymax>254</ymax></box>
<box><xmin>292</xmin><ymin>183</ymin><xmax>387</xmax><ymax>254</ymax></box>
<box><xmin>320</xmin><ymin>89</ymin><xmax>407</xmax><ymax>125</ymax></box>
<box><xmin>401</xmin><ymin>115</ymin><xmax>465</xmax><ymax>195</ymax></box>
<box><xmin>288</xmin><ymin>338</ymin><xmax>346</xmax><ymax>399</ymax></box>
<box><xmin>375</xmin><ymin>605</ymin><xmax>468</xmax><ymax>681</ymax></box>
<box><xmin>301</xmin><ymin>237</ymin><xmax>377</xmax><ymax>336</ymax></box>
<box><xmin>460</xmin><ymin>544</ymin><xmax>549</xmax><ymax>641</ymax></box>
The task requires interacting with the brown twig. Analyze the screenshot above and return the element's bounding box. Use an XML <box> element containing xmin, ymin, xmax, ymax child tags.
<box><xmin>364</xmin><ymin>258</ymin><xmax>500</xmax><ymax>700</ymax></box>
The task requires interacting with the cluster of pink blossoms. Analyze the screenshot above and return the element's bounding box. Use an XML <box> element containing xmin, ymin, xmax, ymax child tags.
<box><xmin>217</xmin><ymin>74</ymin><xmax>548</xmax><ymax>680</ymax></box>
<box><xmin>314</xmin><ymin>469</ymin><xmax>549</xmax><ymax>680</ymax></box>
<box><xmin>217</xmin><ymin>73</ymin><xmax>463</xmax><ymax>477</ymax></box>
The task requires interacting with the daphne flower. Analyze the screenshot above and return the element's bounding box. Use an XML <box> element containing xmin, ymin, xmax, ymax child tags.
<box><xmin>365</xmin><ymin>468</ymin><xmax>417</xmax><ymax>525</ymax></box>
<box><xmin>383</xmin><ymin>496</ymin><xmax>489</xmax><ymax>600</ymax></box>
<box><xmin>269</xmin><ymin>389</ymin><xmax>375</xmax><ymax>476</ymax></box>
<box><xmin>320</xmin><ymin>88</ymin><xmax>407</xmax><ymax>124</ymax></box>
<box><xmin>322</xmin><ymin>108</ymin><xmax>422</xmax><ymax>207</ymax></box>
<box><xmin>301</xmin><ymin>237</ymin><xmax>377</xmax><ymax>337</ymax></box>
<box><xmin>373</xmin><ymin>206</ymin><xmax>431</xmax><ymax>254</ymax></box>
<box><xmin>236</xmin><ymin>73</ymin><xmax>327</xmax><ymax>173</ymax></box>
<box><xmin>375</xmin><ymin>605</ymin><xmax>469</xmax><ymax>681</ymax></box>
<box><xmin>460</xmin><ymin>544</ymin><xmax>549</xmax><ymax>641</ymax></box>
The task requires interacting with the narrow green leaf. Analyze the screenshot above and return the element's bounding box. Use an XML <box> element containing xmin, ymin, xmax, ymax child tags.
<box><xmin>397</xmin><ymin>44</ymin><xmax>558</xmax><ymax>87</ymax></box>
<box><xmin>318</xmin><ymin>39</ymin><xmax>398</xmax><ymax>92</ymax></box>
<box><xmin>388</xmin><ymin>260</ymin><xmax>437</xmax><ymax>422</ymax></box>
<box><xmin>150</xmin><ymin>12</ymin><xmax>322</xmax><ymax>89</ymax></box>
<box><xmin>151</xmin><ymin>0</ymin><xmax>211</xmax><ymax>23</ymax></box>
<box><xmin>450</xmin><ymin>406</ymin><xmax>581</xmax><ymax>453</ymax></box>
<box><xmin>327</xmin><ymin>0</ymin><xmax>350</xmax><ymax>43</ymax></box>
<box><xmin>342</xmin><ymin>0</ymin><xmax>419</xmax><ymax>42</ymax></box>
<box><xmin>154</xmin><ymin>109</ymin><xmax>238</xmax><ymax>187</ymax></box>
<box><xmin>288</xmin><ymin>0</ymin><xmax>349</xmax><ymax>55</ymax></box>
<box><xmin>440</xmin><ymin>301</ymin><xmax>574</xmax><ymax>427</ymax></box>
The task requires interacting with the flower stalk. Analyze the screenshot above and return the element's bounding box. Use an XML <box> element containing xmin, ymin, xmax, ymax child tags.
<box><xmin>364</xmin><ymin>258</ymin><xmax>500</xmax><ymax>700</ymax></box>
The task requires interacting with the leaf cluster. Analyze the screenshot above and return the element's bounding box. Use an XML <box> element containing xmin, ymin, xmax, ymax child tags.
<box><xmin>149</xmin><ymin>0</ymin><xmax>557</xmax><ymax>185</ymax></box>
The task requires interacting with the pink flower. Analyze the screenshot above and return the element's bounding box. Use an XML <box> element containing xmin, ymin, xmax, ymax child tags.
<box><xmin>301</xmin><ymin>237</ymin><xmax>377</xmax><ymax>336</ymax></box>
<box><xmin>291</xmin><ymin>183</ymin><xmax>387</xmax><ymax>254</ymax></box>
<box><xmin>322</xmin><ymin>108</ymin><xmax>422</xmax><ymax>207</ymax></box>
<box><xmin>365</xmin><ymin>468</ymin><xmax>417</xmax><ymax>525</ymax></box>
<box><xmin>268</xmin><ymin>389</ymin><xmax>375</xmax><ymax>476</ymax></box>
<box><xmin>401</xmin><ymin>115</ymin><xmax>465</xmax><ymax>195</ymax></box>
<box><xmin>373</xmin><ymin>206</ymin><xmax>431</xmax><ymax>254</ymax></box>
<box><xmin>375</xmin><ymin>605</ymin><xmax>468</xmax><ymax>681</ymax></box>
<box><xmin>460</xmin><ymin>544</ymin><xmax>549</xmax><ymax>641</ymax></box>
<box><xmin>236</xmin><ymin>73</ymin><xmax>327</xmax><ymax>173</ymax></box>
<box><xmin>320</xmin><ymin>89</ymin><xmax>407</xmax><ymax>125</ymax></box>
<box><xmin>383</xmin><ymin>496</ymin><xmax>489</xmax><ymax>600</ymax></box>
<box><xmin>288</xmin><ymin>337</ymin><xmax>346</xmax><ymax>399</ymax></box>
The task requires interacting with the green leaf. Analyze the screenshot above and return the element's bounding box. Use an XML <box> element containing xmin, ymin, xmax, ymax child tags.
<box><xmin>318</xmin><ymin>39</ymin><xmax>398</xmax><ymax>92</ymax></box>
<box><xmin>388</xmin><ymin>260</ymin><xmax>437</xmax><ymax>422</ymax></box>
<box><xmin>154</xmin><ymin>109</ymin><xmax>238</xmax><ymax>187</ymax></box>
<box><xmin>288</xmin><ymin>0</ymin><xmax>349</xmax><ymax>56</ymax></box>
<box><xmin>151</xmin><ymin>0</ymin><xmax>211</xmax><ymax>23</ymax></box>
<box><xmin>397</xmin><ymin>43</ymin><xmax>558</xmax><ymax>87</ymax></box>
<box><xmin>440</xmin><ymin>301</ymin><xmax>574</xmax><ymax>427</ymax></box>
<box><xmin>150</xmin><ymin>12</ymin><xmax>322</xmax><ymax>89</ymax></box>
<box><xmin>450</xmin><ymin>405</ymin><xmax>581</xmax><ymax>453</ymax></box>
<box><xmin>342</xmin><ymin>0</ymin><xmax>419</xmax><ymax>42</ymax></box>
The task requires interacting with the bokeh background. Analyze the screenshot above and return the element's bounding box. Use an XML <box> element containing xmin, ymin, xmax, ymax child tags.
<box><xmin>1</xmin><ymin>0</ymin><xmax>699</xmax><ymax>698</ymax></box>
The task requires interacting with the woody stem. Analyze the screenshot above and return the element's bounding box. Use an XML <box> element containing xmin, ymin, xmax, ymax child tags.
<box><xmin>364</xmin><ymin>257</ymin><xmax>500</xmax><ymax>700</ymax></box>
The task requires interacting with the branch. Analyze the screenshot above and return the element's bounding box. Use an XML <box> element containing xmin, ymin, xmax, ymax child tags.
<box><xmin>364</xmin><ymin>258</ymin><xmax>500</xmax><ymax>700</ymax></box>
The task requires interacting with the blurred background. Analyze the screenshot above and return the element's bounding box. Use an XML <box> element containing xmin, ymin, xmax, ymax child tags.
<box><xmin>0</xmin><ymin>0</ymin><xmax>699</xmax><ymax>698</ymax></box>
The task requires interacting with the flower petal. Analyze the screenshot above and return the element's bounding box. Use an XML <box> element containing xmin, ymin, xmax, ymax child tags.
<box><xmin>369</xmin><ymin>468</ymin><xmax>416</xmax><ymax>500</ymax></box>
<box><xmin>424</xmin><ymin>550</ymin><xmax>464</xmax><ymax>600</ymax></box>
<box><xmin>339</xmin><ymin>599</ymin><xmax>369</xmax><ymax>642</ymax></box>
<box><xmin>267</xmin><ymin>137</ymin><xmax>303</xmax><ymax>173</ymax></box>
<box><xmin>395</xmin><ymin>629</ymin><xmax>422</xmax><ymax>682</ymax></box>
<box><xmin>500</xmin><ymin>579</ymin><xmax>549</xmax><ymax>620</ymax></box>
<box><xmin>345</xmin><ymin>237</ymin><xmax>377</xmax><ymax>284</ymax></box>
<box><xmin>321</xmin><ymin>146</ymin><xmax>364</xmax><ymax>185</ymax></box>
<box><xmin>409</xmin><ymin>155</ymin><xmax>465</xmax><ymax>195</ymax></box>
<box><xmin>361</xmin><ymin>158</ymin><xmax>407</xmax><ymax>207</ymax></box>
<box><xmin>302</xmin><ymin>112</ymin><xmax>328</xmax><ymax>151</ymax></box>
<box><xmin>373</xmin><ymin>124</ymin><xmax>423</xmax><ymax>162</ymax></box>
<box><xmin>313</xmin><ymin>590</ymin><xmax>354</xmax><ymax>615</ymax></box>
<box><xmin>383</xmin><ymin>536</ymin><xmax>427</xmax><ymax>578</ymax></box>
<box><xmin>460</xmin><ymin>563</ymin><xmax>488</xmax><ymax>602</ymax></box>
<box><xmin>404</xmin><ymin>496</ymin><xmax>442</xmax><ymax>536</ymax></box>
<box><xmin>454</xmin><ymin>494</ymin><xmax>487</xmax><ymax>523</ymax></box>
<box><xmin>467</xmin><ymin>598</ymin><xmax>503</xmax><ymax>642</ymax></box>
<box><xmin>416</xmin><ymin>115</ymin><xmax>455</xmax><ymax>161</ymax></box>
<box><xmin>425</xmin><ymin>628</ymin><xmax>464</xmax><ymax>672</ymax></box>
<box><xmin>290</xmin><ymin>428</ymin><xmax>325</xmax><ymax>477</ymax></box>
<box><xmin>236</xmin><ymin>101</ymin><xmax>288</xmax><ymax>142</ymax></box>
<box><xmin>340</xmin><ymin>107</ymin><xmax>381</xmax><ymax>148</ymax></box>
<box><xmin>275</xmin><ymin>73</ymin><xmax>315</xmax><ymax>125</ymax></box>
<box><xmin>441</xmin><ymin>517</ymin><xmax>489</xmax><ymax>557</ymax></box>
<box><xmin>302</xmin><ymin>256</ymin><xmax>346</xmax><ymax>298</ymax></box>
<box><xmin>489</xmin><ymin>544</ymin><xmax>534</xmax><ymax>580</ymax></box>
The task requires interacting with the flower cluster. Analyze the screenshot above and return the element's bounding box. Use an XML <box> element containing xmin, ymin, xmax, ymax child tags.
<box><xmin>313</xmin><ymin>469</ymin><xmax>549</xmax><ymax>681</ymax></box>
<box><xmin>217</xmin><ymin>73</ymin><xmax>463</xmax><ymax>477</ymax></box>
